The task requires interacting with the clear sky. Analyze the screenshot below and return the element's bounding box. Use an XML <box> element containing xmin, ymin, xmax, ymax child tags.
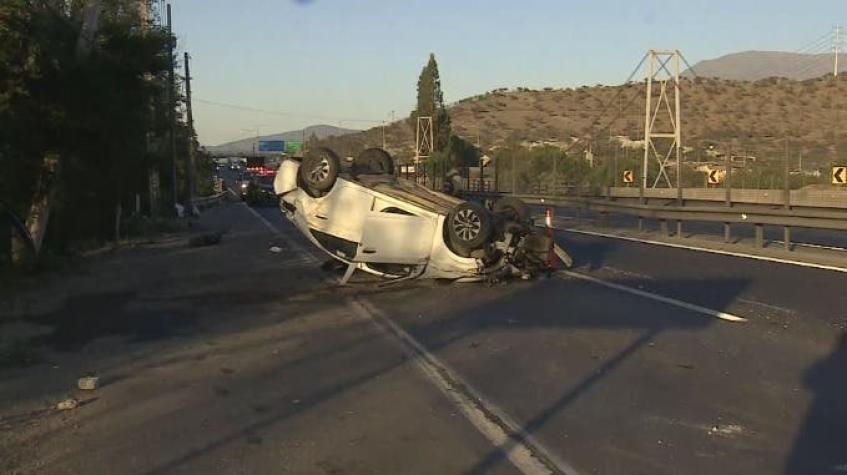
<box><xmin>168</xmin><ymin>0</ymin><xmax>844</xmax><ymax>145</ymax></box>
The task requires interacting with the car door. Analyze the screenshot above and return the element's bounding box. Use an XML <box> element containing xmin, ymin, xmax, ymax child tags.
<box><xmin>356</xmin><ymin>211</ymin><xmax>437</xmax><ymax>264</ymax></box>
<box><xmin>311</xmin><ymin>181</ymin><xmax>374</xmax><ymax>244</ymax></box>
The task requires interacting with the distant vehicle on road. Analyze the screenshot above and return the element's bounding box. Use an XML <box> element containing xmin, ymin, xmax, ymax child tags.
<box><xmin>246</xmin><ymin>169</ymin><xmax>277</xmax><ymax>206</ymax></box>
<box><xmin>245</xmin><ymin>156</ymin><xmax>265</xmax><ymax>173</ymax></box>
<box><xmin>234</xmin><ymin>172</ymin><xmax>252</xmax><ymax>199</ymax></box>
<box><xmin>274</xmin><ymin>147</ymin><xmax>567</xmax><ymax>282</ymax></box>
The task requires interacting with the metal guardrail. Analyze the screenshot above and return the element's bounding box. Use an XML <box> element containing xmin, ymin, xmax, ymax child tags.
<box><xmin>605</xmin><ymin>187</ymin><xmax>847</xmax><ymax>210</ymax></box>
<box><xmin>461</xmin><ymin>189</ymin><xmax>847</xmax><ymax>250</ymax></box>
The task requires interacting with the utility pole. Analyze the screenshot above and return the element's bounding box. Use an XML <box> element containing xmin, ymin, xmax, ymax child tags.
<box><xmin>835</xmin><ymin>25</ymin><xmax>843</xmax><ymax>77</ymax></box>
<box><xmin>184</xmin><ymin>52</ymin><xmax>196</xmax><ymax>202</ymax></box>
<box><xmin>166</xmin><ymin>3</ymin><xmax>177</xmax><ymax>212</ymax></box>
<box><xmin>477</xmin><ymin>126</ymin><xmax>484</xmax><ymax>191</ymax></box>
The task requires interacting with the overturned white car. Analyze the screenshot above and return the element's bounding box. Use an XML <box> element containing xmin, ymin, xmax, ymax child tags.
<box><xmin>274</xmin><ymin>147</ymin><xmax>567</xmax><ymax>283</ymax></box>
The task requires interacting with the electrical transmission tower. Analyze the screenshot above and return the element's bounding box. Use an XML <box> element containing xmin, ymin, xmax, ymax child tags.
<box><xmin>415</xmin><ymin>116</ymin><xmax>434</xmax><ymax>163</ymax></box>
<box><xmin>642</xmin><ymin>49</ymin><xmax>682</xmax><ymax>190</ymax></box>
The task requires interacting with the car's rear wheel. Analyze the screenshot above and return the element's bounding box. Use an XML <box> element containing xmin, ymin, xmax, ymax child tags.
<box><xmin>446</xmin><ymin>201</ymin><xmax>493</xmax><ymax>257</ymax></box>
<box><xmin>299</xmin><ymin>147</ymin><xmax>340</xmax><ymax>197</ymax></box>
<box><xmin>493</xmin><ymin>196</ymin><xmax>529</xmax><ymax>223</ymax></box>
<box><xmin>354</xmin><ymin>148</ymin><xmax>394</xmax><ymax>175</ymax></box>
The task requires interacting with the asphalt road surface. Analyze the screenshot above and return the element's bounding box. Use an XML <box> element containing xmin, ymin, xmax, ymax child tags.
<box><xmin>2</xmin><ymin>196</ymin><xmax>846</xmax><ymax>474</ymax></box>
<box><xmin>255</xmin><ymin>199</ymin><xmax>847</xmax><ymax>474</ymax></box>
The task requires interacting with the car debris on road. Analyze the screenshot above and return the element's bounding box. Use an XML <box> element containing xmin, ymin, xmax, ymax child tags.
<box><xmin>273</xmin><ymin>147</ymin><xmax>572</xmax><ymax>284</ymax></box>
<box><xmin>56</xmin><ymin>398</ymin><xmax>79</xmax><ymax>411</ymax></box>
<box><xmin>77</xmin><ymin>376</ymin><xmax>99</xmax><ymax>390</ymax></box>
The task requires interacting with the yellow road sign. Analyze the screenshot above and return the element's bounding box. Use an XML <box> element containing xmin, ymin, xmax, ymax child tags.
<box><xmin>706</xmin><ymin>168</ymin><xmax>726</xmax><ymax>185</ymax></box>
<box><xmin>708</xmin><ymin>169</ymin><xmax>722</xmax><ymax>184</ymax></box>
<box><xmin>622</xmin><ymin>170</ymin><xmax>634</xmax><ymax>183</ymax></box>
<box><xmin>833</xmin><ymin>166</ymin><xmax>847</xmax><ymax>185</ymax></box>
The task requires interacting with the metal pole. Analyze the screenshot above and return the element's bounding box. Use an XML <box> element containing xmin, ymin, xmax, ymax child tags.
<box><xmin>725</xmin><ymin>145</ymin><xmax>732</xmax><ymax>207</ymax></box>
<box><xmin>642</xmin><ymin>51</ymin><xmax>654</xmax><ymax>193</ymax></box>
<box><xmin>552</xmin><ymin>148</ymin><xmax>557</xmax><ymax>195</ymax></box>
<box><xmin>166</xmin><ymin>4</ymin><xmax>177</xmax><ymax>211</ymax></box>
<box><xmin>477</xmin><ymin>129</ymin><xmax>483</xmax><ymax>192</ymax></box>
<box><xmin>184</xmin><ymin>52</ymin><xmax>196</xmax><ymax>203</ymax></box>
<box><xmin>675</xmin><ymin>51</ymin><xmax>682</xmax><ymax>206</ymax></box>
<box><xmin>835</xmin><ymin>25</ymin><xmax>842</xmax><ymax>78</ymax></box>
<box><xmin>784</xmin><ymin>139</ymin><xmax>790</xmax><ymax>210</ymax></box>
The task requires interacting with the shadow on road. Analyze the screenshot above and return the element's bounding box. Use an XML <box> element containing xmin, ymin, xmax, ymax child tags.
<box><xmin>785</xmin><ymin>332</ymin><xmax>847</xmax><ymax>474</ymax></box>
<box><xmin>1</xmin><ymin>201</ymin><xmax>766</xmax><ymax>474</ymax></box>
<box><xmin>136</xmin><ymin>271</ymin><xmax>750</xmax><ymax>474</ymax></box>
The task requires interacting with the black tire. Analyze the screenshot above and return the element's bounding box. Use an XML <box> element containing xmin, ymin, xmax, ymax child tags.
<box><xmin>354</xmin><ymin>148</ymin><xmax>394</xmax><ymax>175</ymax></box>
<box><xmin>299</xmin><ymin>148</ymin><xmax>340</xmax><ymax>197</ymax></box>
<box><xmin>446</xmin><ymin>201</ymin><xmax>493</xmax><ymax>256</ymax></box>
<box><xmin>493</xmin><ymin>196</ymin><xmax>529</xmax><ymax>223</ymax></box>
<box><xmin>442</xmin><ymin>180</ymin><xmax>455</xmax><ymax>195</ymax></box>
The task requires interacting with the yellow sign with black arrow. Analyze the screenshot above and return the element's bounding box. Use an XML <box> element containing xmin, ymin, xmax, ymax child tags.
<box><xmin>833</xmin><ymin>166</ymin><xmax>847</xmax><ymax>185</ymax></box>
<box><xmin>708</xmin><ymin>169</ymin><xmax>722</xmax><ymax>184</ymax></box>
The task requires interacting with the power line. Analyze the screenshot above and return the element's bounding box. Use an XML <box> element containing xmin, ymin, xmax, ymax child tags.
<box><xmin>780</xmin><ymin>44</ymin><xmax>834</xmax><ymax>78</ymax></box>
<box><xmin>194</xmin><ymin>98</ymin><xmax>386</xmax><ymax>125</ymax></box>
<box><xmin>560</xmin><ymin>53</ymin><xmax>649</xmax><ymax>154</ymax></box>
<box><xmin>745</xmin><ymin>29</ymin><xmax>836</xmax><ymax>79</ymax></box>
<box><xmin>789</xmin><ymin>53</ymin><xmax>834</xmax><ymax>79</ymax></box>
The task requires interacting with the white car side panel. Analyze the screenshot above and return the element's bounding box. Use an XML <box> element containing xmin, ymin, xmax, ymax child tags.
<box><xmin>357</xmin><ymin>213</ymin><xmax>436</xmax><ymax>263</ymax></box>
<box><xmin>311</xmin><ymin>182</ymin><xmax>373</xmax><ymax>243</ymax></box>
<box><xmin>274</xmin><ymin>159</ymin><xmax>300</xmax><ymax>195</ymax></box>
<box><xmin>423</xmin><ymin>216</ymin><xmax>483</xmax><ymax>279</ymax></box>
<box><xmin>371</xmin><ymin>196</ymin><xmax>437</xmax><ymax>219</ymax></box>
<box><xmin>280</xmin><ymin>176</ymin><xmax>488</xmax><ymax>279</ymax></box>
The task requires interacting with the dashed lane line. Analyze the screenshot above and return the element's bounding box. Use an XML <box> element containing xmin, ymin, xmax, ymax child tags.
<box><xmin>558</xmin><ymin>270</ymin><xmax>747</xmax><ymax>323</ymax></box>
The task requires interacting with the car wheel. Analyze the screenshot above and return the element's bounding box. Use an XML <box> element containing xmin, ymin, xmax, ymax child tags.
<box><xmin>442</xmin><ymin>181</ymin><xmax>455</xmax><ymax>195</ymax></box>
<box><xmin>493</xmin><ymin>196</ymin><xmax>529</xmax><ymax>223</ymax></box>
<box><xmin>354</xmin><ymin>148</ymin><xmax>394</xmax><ymax>175</ymax></box>
<box><xmin>299</xmin><ymin>147</ymin><xmax>340</xmax><ymax>197</ymax></box>
<box><xmin>447</xmin><ymin>201</ymin><xmax>492</xmax><ymax>256</ymax></box>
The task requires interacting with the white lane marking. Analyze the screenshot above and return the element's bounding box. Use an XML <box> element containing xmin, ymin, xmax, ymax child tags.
<box><xmin>350</xmin><ymin>299</ymin><xmax>578</xmax><ymax>475</ymax></box>
<box><xmin>774</xmin><ymin>240</ymin><xmax>847</xmax><ymax>253</ymax></box>
<box><xmin>560</xmin><ymin>227</ymin><xmax>847</xmax><ymax>274</ymax></box>
<box><xmin>244</xmin><ymin>204</ymin><xmax>576</xmax><ymax>474</ymax></box>
<box><xmin>559</xmin><ymin>270</ymin><xmax>747</xmax><ymax>323</ymax></box>
<box><xmin>737</xmin><ymin>298</ymin><xmax>796</xmax><ymax>315</ymax></box>
<box><xmin>243</xmin><ymin>204</ymin><xmax>283</xmax><ymax>236</ymax></box>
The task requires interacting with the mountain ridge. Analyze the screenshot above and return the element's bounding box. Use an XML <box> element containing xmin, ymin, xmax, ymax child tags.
<box><xmin>204</xmin><ymin>124</ymin><xmax>359</xmax><ymax>155</ymax></box>
<box><xmin>683</xmin><ymin>50</ymin><xmax>847</xmax><ymax>80</ymax></box>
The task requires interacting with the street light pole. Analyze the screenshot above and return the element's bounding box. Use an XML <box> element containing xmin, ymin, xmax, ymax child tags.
<box><xmin>166</xmin><ymin>4</ymin><xmax>177</xmax><ymax>211</ymax></box>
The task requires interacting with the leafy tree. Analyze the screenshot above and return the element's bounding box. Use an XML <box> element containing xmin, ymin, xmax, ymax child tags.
<box><xmin>0</xmin><ymin>0</ymin><xmax>189</xmax><ymax>253</ymax></box>
<box><xmin>445</xmin><ymin>135</ymin><xmax>480</xmax><ymax>169</ymax></box>
<box><xmin>409</xmin><ymin>53</ymin><xmax>451</xmax><ymax>152</ymax></box>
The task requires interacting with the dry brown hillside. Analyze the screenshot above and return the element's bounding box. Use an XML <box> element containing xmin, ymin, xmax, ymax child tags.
<box><xmin>319</xmin><ymin>74</ymin><xmax>847</xmax><ymax>169</ymax></box>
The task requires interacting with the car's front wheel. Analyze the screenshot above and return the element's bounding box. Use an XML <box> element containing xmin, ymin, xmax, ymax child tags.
<box><xmin>446</xmin><ymin>201</ymin><xmax>493</xmax><ymax>257</ymax></box>
<box><xmin>299</xmin><ymin>147</ymin><xmax>340</xmax><ymax>197</ymax></box>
